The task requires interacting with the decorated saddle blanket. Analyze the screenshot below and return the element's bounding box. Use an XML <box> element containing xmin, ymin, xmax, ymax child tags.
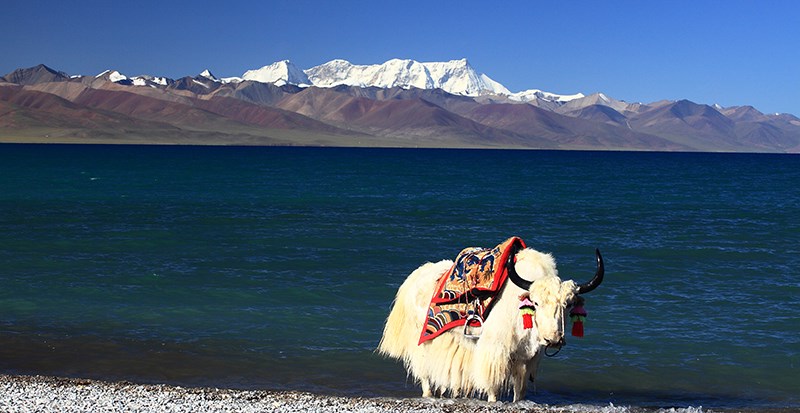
<box><xmin>419</xmin><ymin>236</ymin><xmax>526</xmax><ymax>344</ymax></box>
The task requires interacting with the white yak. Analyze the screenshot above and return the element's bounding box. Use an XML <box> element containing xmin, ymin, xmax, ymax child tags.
<box><xmin>378</xmin><ymin>241</ymin><xmax>603</xmax><ymax>402</ymax></box>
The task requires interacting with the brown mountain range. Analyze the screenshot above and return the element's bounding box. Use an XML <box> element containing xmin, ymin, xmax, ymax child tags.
<box><xmin>2</xmin><ymin>64</ymin><xmax>799</xmax><ymax>152</ymax></box>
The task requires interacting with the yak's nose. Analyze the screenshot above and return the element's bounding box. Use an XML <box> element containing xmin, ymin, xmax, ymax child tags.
<box><xmin>546</xmin><ymin>337</ymin><xmax>566</xmax><ymax>348</ymax></box>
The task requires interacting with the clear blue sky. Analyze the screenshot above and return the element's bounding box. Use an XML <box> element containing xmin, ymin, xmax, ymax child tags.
<box><xmin>3</xmin><ymin>0</ymin><xmax>799</xmax><ymax>115</ymax></box>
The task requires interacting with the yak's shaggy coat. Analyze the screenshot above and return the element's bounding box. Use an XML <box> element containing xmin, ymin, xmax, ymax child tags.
<box><xmin>378</xmin><ymin>248</ymin><xmax>578</xmax><ymax>402</ymax></box>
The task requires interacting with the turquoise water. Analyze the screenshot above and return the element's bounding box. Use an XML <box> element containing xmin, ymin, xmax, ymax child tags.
<box><xmin>0</xmin><ymin>144</ymin><xmax>798</xmax><ymax>410</ymax></box>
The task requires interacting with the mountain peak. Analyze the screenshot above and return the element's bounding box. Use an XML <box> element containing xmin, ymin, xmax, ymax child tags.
<box><xmin>2</xmin><ymin>64</ymin><xmax>69</xmax><ymax>85</ymax></box>
<box><xmin>1</xmin><ymin>62</ymin><xmax>798</xmax><ymax>152</ymax></box>
<box><xmin>95</xmin><ymin>70</ymin><xmax>130</xmax><ymax>84</ymax></box>
<box><xmin>722</xmin><ymin>105</ymin><xmax>767</xmax><ymax>122</ymax></box>
<box><xmin>242</xmin><ymin>60</ymin><xmax>310</xmax><ymax>86</ymax></box>
<box><xmin>131</xmin><ymin>74</ymin><xmax>173</xmax><ymax>87</ymax></box>
<box><xmin>303</xmin><ymin>58</ymin><xmax>509</xmax><ymax>96</ymax></box>
<box><xmin>511</xmin><ymin>89</ymin><xmax>585</xmax><ymax>104</ymax></box>
<box><xmin>199</xmin><ymin>69</ymin><xmax>218</xmax><ymax>81</ymax></box>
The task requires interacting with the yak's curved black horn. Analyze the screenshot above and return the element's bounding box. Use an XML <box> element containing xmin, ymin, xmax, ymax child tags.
<box><xmin>506</xmin><ymin>243</ymin><xmax>532</xmax><ymax>290</ymax></box>
<box><xmin>576</xmin><ymin>249</ymin><xmax>604</xmax><ymax>295</ymax></box>
<box><xmin>507</xmin><ymin>256</ymin><xmax>531</xmax><ymax>290</ymax></box>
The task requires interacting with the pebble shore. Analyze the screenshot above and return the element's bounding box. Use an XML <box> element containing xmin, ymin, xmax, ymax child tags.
<box><xmin>0</xmin><ymin>375</ymin><xmax>597</xmax><ymax>413</ymax></box>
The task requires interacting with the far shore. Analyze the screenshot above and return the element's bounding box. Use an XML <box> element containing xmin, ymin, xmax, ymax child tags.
<box><xmin>0</xmin><ymin>131</ymin><xmax>534</xmax><ymax>150</ymax></box>
<box><xmin>3</xmin><ymin>135</ymin><xmax>796</xmax><ymax>154</ymax></box>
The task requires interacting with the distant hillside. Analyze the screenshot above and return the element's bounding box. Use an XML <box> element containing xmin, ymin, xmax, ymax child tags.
<box><xmin>2</xmin><ymin>62</ymin><xmax>799</xmax><ymax>152</ymax></box>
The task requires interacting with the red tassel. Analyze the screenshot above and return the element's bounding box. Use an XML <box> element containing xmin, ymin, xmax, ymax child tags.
<box><xmin>569</xmin><ymin>303</ymin><xmax>587</xmax><ymax>338</ymax></box>
<box><xmin>522</xmin><ymin>314</ymin><xmax>533</xmax><ymax>329</ymax></box>
<box><xmin>571</xmin><ymin>320</ymin><xmax>584</xmax><ymax>337</ymax></box>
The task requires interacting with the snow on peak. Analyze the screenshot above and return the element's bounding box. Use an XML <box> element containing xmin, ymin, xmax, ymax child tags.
<box><xmin>199</xmin><ymin>69</ymin><xmax>218</xmax><ymax>81</ymax></box>
<box><xmin>220</xmin><ymin>76</ymin><xmax>242</xmax><ymax>84</ymax></box>
<box><xmin>370</xmin><ymin>58</ymin><xmax>435</xmax><ymax>89</ymax></box>
<box><xmin>130</xmin><ymin>75</ymin><xmax>172</xmax><ymax>87</ymax></box>
<box><xmin>509</xmin><ymin>89</ymin><xmax>585</xmax><ymax>103</ymax></box>
<box><xmin>303</xmin><ymin>58</ymin><xmax>510</xmax><ymax>96</ymax></box>
<box><xmin>96</xmin><ymin>70</ymin><xmax>128</xmax><ymax>83</ymax></box>
<box><xmin>236</xmin><ymin>57</ymin><xmax>586</xmax><ymax>103</ymax></box>
<box><xmin>242</xmin><ymin>60</ymin><xmax>310</xmax><ymax>86</ymax></box>
<box><xmin>109</xmin><ymin>71</ymin><xmax>127</xmax><ymax>83</ymax></box>
<box><xmin>423</xmin><ymin>58</ymin><xmax>510</xmax><ymax>96</ymax></box>
<box><xmin>152</xmin><ymin>76</ymin><xmax>170</xmax><ymax>86</ymax></box>
<box><xmin>303</xmin><ymin>59</ymin><xmax>360</xmax><ymax>87</ymax></box>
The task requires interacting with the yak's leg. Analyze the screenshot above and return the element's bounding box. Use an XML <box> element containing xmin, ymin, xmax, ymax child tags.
<box><xmin>511</xmin><ymin>362</ymin><xmax>528</xmax><ymax>402</ymax></box>
<box><xmin>527</xmin><ymin>353</ymin><xmax>543</xmax><ymax>386</ymax></box>
<box><xmin>421</xmin><ymin>378</ymin><xmax>433</xmax><ymax>398</ymax></box>
<box><xmin>486</xmin><ymin>387</ymin><xmax>499</xmax><ymax>403</ymax></box>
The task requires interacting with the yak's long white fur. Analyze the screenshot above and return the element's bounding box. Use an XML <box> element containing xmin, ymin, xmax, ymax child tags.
<box><xmin>378</xmin><ymin>248</ymin><xmax>578</xmax><ymax>402</ymax></box>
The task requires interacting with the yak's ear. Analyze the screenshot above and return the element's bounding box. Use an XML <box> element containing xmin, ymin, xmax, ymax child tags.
<box><xmin>571</xmin><ymin>295</ymin><xmax>585</xmax><ymax>307</ymax></box>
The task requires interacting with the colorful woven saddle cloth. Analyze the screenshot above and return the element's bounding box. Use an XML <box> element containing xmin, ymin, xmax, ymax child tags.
<box><xmin>419</xmin><ymin>236</ymin><xmax>526</xmax><ymax>344</ymax></box>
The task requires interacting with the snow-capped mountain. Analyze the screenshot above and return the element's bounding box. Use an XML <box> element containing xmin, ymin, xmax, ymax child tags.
<box><xmin>131</xmin><ymin>75</ymin><xmax>172</xmax><ymax>87</ymax></box>
<box><xmin>96</xmin><ymin>70</ymin><xmax>129</xmax><ymax>83</ymax></box>
<box><xmin>4</xmin><ymin>63</ymin><xmax>800</xmax><ymax>152</ymax></box>
<box><xmin>423</xmin><ymin>59</ymin><xmax>511</xmax><ymax>96</ymax></box>
<box><xmin>306</xmin><ymin>58</ymin><xmax>431</xmax><ymax>90</ymax></box>
<box><xmin>198</xmin><ymin>69</ymin><xmax>218</xmax><ymax>82</ymax></box>
<box><xmin>556</xmin><ymin>92</ymin><xmax>630</xmax><ymax>114</ymax></box>
<box><xmin>242</xmin><ymin>60</ymin><xmax>310</xmax><ymax>86</ymax></box>
<box><xmin>90</xmin><ymin>58</ymin><xmax>584</xmax><ymax>105</ymax></box>
<box><xmin>98</xmin><ymin>70</ymin><xmax>171</xmax><ymax>88</ymax></box>
<box><xmin>510</xmin><ymin>89</ymin><xmax>585</xmax><ymax>103</ymax></box>
<box><xmin>303</xmin><ymin>58</ymin><xmax>511</xmax><ymax>97</ymax></box>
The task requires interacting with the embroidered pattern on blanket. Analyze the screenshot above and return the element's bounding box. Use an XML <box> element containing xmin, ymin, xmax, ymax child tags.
<box><xmin>419</xmin><ymin>236</ymin><xmax>526</xmax><ymax>344</ymax></box>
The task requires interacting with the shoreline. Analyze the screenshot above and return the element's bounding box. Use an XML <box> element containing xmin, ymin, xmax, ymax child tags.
<box><xmin>0</xmin><ymin>374</ymin><xmax>574</xmax><ymax>413</ymax></box>
<box><xmin>2</xmin><ymin>140</ymin><xmax>797</xmax><ymax>155</ymax></box>
<box><xmin>1</xmin><ymin>374</ymin><xmax>793</xmax><ymax>413</ymax></box>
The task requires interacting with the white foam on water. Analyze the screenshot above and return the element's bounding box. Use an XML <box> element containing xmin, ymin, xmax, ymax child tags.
<box><xmin>560</xmin><ymin>403</ymin><xmax>634</xmax><ymax>413</ymax></box>
<box><xmin>521</xmin><ymin>403</ymin><xmax>708</xmax><ymax>413</ymax></box>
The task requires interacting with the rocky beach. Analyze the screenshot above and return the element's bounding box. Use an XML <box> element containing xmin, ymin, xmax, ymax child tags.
<box><xmin>0</xmin><ymin>374</ymin><xmax>603</xmax><ymax>413</ymax></box>
<box><xmin>8</xmin><ymin>374</ymin><xmax>788</xmax><ymax>413</ymax></box>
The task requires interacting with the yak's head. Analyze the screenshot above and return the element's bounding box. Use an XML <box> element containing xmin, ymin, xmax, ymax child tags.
<box><xmin>510</xmin><ymin>248</ymin><xmax>604</xmax><ymax>349</ymax></box>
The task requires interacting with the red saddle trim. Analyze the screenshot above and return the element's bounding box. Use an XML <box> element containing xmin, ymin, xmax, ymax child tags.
<box><xmin>418</xmin><ymin>237</ymin><xmax>526</xmax><ymax>344</ymax></box>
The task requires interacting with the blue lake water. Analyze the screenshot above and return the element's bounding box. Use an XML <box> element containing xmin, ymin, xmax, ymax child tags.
<box><xmin>0</xmin><ymin>144</ymin><xmax>798</xmax><ymax>411</ymax></box>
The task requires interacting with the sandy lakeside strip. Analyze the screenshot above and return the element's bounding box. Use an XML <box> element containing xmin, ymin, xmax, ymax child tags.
<box><xmin>0</xmin><ymin>374</ymin><xmax>600</xmax><ymax>413</ymax></box>
<box><xmin>9</xmin><ymin>374</ymin><xmax>791</xmax><ymax>413</ymax></box>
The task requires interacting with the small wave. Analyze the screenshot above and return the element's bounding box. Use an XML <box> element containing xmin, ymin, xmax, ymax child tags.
<box><xmin>452</xmin><ymin>401</ymin><xmax>713</xmax><ymax>413</ymax></box>
<box><xmin>514</xmin><ymin>403</ymin><xmax>709</xmax><ymax>413</ymax></box>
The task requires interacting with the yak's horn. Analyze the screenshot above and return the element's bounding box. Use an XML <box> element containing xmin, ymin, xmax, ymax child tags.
<box><xmin>506</xmin><ymin>243</ymin><xmax>532</xmax><ymax>290</ymax></box>
<box><xmin>576</xmin><ymin>249</ymin><xmax>604</xmax><ymax>295</ymax></box>
<box><xmin>507</xmin><ymin>255</ymin><xmax>531</xmax><ymax>290</ymax></box>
